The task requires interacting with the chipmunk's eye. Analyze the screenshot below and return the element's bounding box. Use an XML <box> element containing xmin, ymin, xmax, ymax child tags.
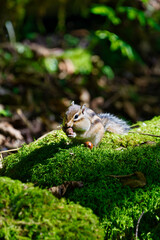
<box><xmin>74</xmin><ymin>114</ymin><xmax>79</xmax><ymax>120</ymax></box>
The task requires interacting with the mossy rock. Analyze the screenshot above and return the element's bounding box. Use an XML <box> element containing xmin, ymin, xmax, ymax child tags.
<box><xmin>1</xmin><ymin>116</ymin><xmax>160</xmax><ymax>239</ymax></box>
<box><xmin>0</xmin><ymin>177</ymin><xmax>104</xmax><ymax>239</ymax></box>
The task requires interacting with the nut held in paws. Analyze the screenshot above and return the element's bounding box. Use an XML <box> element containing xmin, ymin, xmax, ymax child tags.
<box><xmin>66</xmin><ymin>127</ymin><xmax>74</xmax><ymax>136</ymax></box>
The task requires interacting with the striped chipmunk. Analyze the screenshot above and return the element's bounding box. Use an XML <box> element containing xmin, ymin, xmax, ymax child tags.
<box><xmin>62</xmin><ymin>101</ymin><xmax>130</xmax><ymax>147</ymax></box>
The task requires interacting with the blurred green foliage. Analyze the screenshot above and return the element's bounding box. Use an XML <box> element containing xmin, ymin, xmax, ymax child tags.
<box><xmin>102</xmin><ymin>65</ymin><xmax>114</xmax><ymax>80</ymax></box>
<box><xmin>118</xmin><ymin>6</ymin><xmax>160</xmax><ymax>30</ymax></box>
<box><xmin>90</xmin><ymin>3</ymin><xmax>160</xmax><ymax>65</ymax></box>
<box><xmin>91</xmin><ymin>5</ymin><xmax>121</xmax><ymax>25</ymax></box>
<box><xmin>0</xmin><ymin>109</ymin><xmax>12</xmax><ymax>117</ymax></box>
<box><xmin>62</xmin><ymin>48</ymin><xmax>92</xmax><ymax>74</ymax></box>
<box><xmin>0</xmin><ymin>44</ymin><xmax>92</xmax><ymax>75</ymax></box>
<box><xmin>15</xmin><ymin>42</ymin><xmax>33</xmax><ymax>58</ymax></box>
<box><xmin>0</xmin><ymin>0</ymin><xmax>30</xmax><ymax>40</ymax></box>
<box><xmin>43</xmin><ymin>57</ymin><xmax>58</xmax><ymax>73</ymax></box>
<box><xmin>1</xmin><ymin>0</ymin><xmax>160</xmax><ymax>72</ymax></box>
<box><xmin>1</xmin><ymin>0</ymin><xmax>160</xmax><ymax>121</ymax></box>
<box><xmin>95</xmin><ymin>30</ymin><xmax>137</xmax><ymax>61</ymax></box>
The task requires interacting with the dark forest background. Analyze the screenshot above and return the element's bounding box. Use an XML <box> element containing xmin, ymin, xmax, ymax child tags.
<box><xmin>0</xmin><ymin>0</ymin><xmax>160</xmax><ymax>149</ymax></box>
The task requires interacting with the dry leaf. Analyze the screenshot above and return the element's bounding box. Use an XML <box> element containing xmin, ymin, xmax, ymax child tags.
<box><xmin>0</xmin><ymin>122</ymin><xmax>24</xmax><ymax>150</ymax></box>
<box><xmin>49</xmin><ymin>181</ymin><xmax>83</xmax><ymax>198</ymax></box>
<box><xmin>79</xmin><ymin>88</ymin><xmax>90</xmax><ymax>104</ymax></box>
<box><xmin>0</xmin><ymin>122</ymin><xmax>23</xmax><ymax>140</ymax></box>
<box><xmin>59</xmin><ymin>59</ymin><xmax>75</xmax><ymax>74</ymax></box>
<box><xmin>0</xmin><ymin>134</ymin><xmax>5</xmax><ymax>145</ymax></box>
<box><xmin>109</xmin><ymin>171</ymin><xmax>146</xmax><ymax>188</ymax></box>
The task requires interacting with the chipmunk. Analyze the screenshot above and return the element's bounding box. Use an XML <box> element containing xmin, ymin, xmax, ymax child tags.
<box><xmin>62</xmin><ymin>101</ymin><xmax>130</xmax><ymax>146</ymax></box>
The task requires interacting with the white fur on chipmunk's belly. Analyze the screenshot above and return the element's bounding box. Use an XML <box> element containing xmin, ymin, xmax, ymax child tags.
<box><xmin>72</xmin><ymin>126</ymin><xmax>92</xmax><ymax>141</ymax></box>
<box><xmin>75</xmin><ymin>133</ymin><xmax>96</xmax><ymax>144</ymax></box>
<box><xmin>74</xmin><ymin>126</ymin><xmax>104</xmax><ymax>146</ymax></box>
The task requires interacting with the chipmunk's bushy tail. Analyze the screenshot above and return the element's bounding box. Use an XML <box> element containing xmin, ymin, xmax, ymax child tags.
<box><xmin>98</xmin><ymin>113</ymin><xmax>130</xmax><ymax>134</ymax></box>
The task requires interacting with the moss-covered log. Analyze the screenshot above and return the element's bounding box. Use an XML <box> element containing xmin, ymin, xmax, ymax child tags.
<box><xmin>1</xmin><ymin>116</ymin><xmax>160</xmax><ymax>239</ymax></box>
<box><xmin>0</xmin><ymin>177</ymin><xmax>104</xmax><ymax>239</ymax></box>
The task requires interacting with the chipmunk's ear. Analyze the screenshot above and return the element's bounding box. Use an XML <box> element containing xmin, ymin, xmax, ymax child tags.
<box><xmin>81</xmin><ymin>104</ymin><xmax>86</xmax><ymax>114</ymax></box>
<box><xmin>70</xmin><ymin>101</ymin><xmax>75</xmax><ymax>106</ymax></box>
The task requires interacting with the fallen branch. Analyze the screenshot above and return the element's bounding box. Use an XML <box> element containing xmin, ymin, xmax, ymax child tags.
<box><xmin>0</xmin><ymin>153</ymin><xmax>3</xmax><ymax>169</ymax></box>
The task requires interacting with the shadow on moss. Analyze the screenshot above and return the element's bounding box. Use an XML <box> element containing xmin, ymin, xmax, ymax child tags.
<box><xmin>1</xmin><ymin>137</ymin><xmax>73</xmax><ymax>184</ymax></box>
<box><xmin>138</xmin><ymin>209</ymin><xmax>160</xmax><ymax>240</ymax></box>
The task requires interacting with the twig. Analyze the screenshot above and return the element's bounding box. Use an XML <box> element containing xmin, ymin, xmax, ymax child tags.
<box><xmin>0</xmin><ymin>148</ymin><xmax>20</xmax><ymax>154</ymax></box>
<box><xmin>0</xmin><ymin>153</ymin><xmax>3</xmax><ymax>169</ymax></box>
<box><xmin>135</xmin><ymin>211</ymin><xmax>145</xmax><ymax>240</ymax></box>
<box><xmin>130</xmin><ymin>131</ymin><xmax>160</xmax><ymax>138</ymax></box>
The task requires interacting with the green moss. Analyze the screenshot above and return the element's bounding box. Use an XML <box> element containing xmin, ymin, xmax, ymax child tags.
<box><xmin>1</xmin><ymin>116</ymin><xmax>160</xmax><ymax>239</ymax></box>
<box><xmin>0</xmin><ymin>177</ymin><xmax>104</xmax><ymax>240</ymax></box>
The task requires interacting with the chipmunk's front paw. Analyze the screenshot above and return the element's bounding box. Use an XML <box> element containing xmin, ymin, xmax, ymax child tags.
<box><xmin>65</xmin><ymin>127</ymin><xmax>76</xmax><ymax>138</ymax></box>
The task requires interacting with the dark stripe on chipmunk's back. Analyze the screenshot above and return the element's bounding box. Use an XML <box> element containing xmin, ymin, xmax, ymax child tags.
<box><xmin>93</xmin><ymin>118</ymin><xmax>101</xmax><ymax>124</ymax></box>
<box><xmin>87</xmin><ymin>109</ymin><xmax>102</xmax><ymax>125</ymax></box>
<box><xmin>90</xmin><ymin>112</ymin><xmax>96</xmax><ymax>117</ymax></box>
<box><xmin>86</xmin><ymin>108</ymin><xmax>96</xmax><ymax>117</ymax></box>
